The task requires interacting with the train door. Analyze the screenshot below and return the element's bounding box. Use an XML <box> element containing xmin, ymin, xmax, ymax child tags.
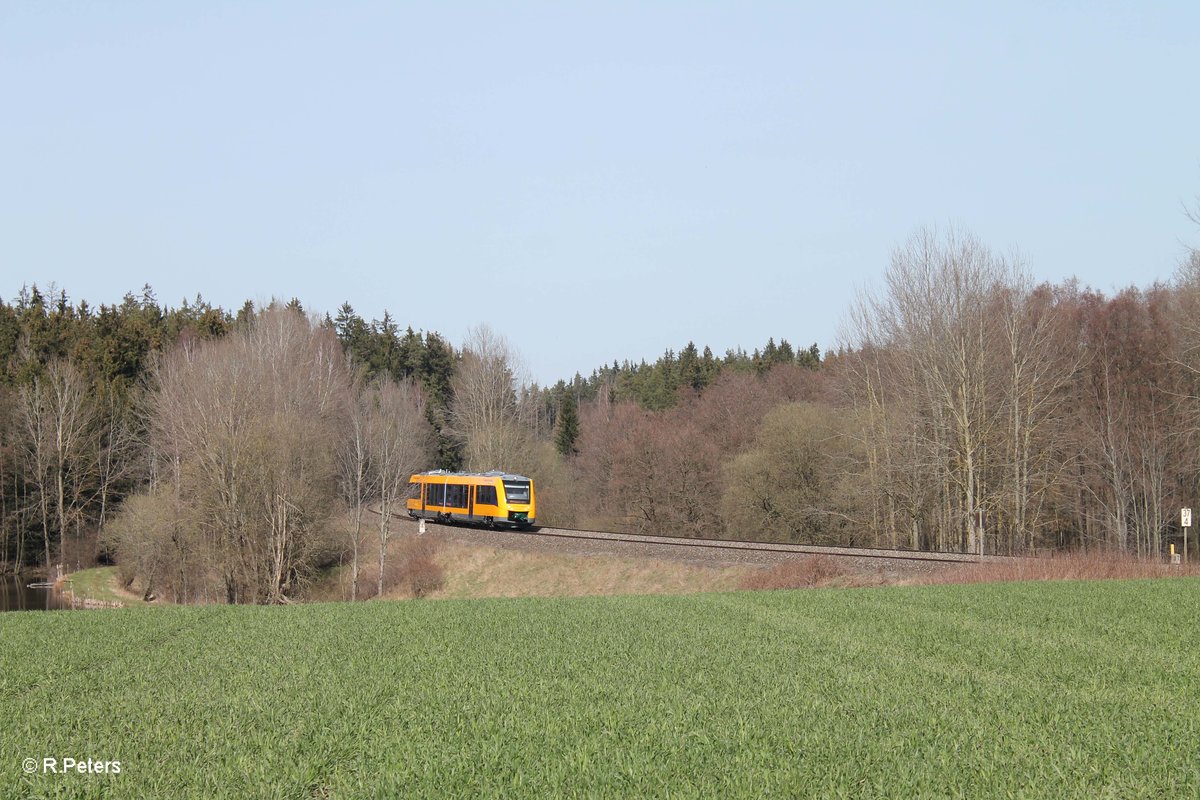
<box><xmin>468</xmin><ymin>485</ymin><xmax>475</xmax><ymax>518</ymax></box>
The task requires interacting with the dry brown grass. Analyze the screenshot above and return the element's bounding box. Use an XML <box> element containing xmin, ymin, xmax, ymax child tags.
<box><xmin>735</xmin><ymin>551</ymin><xmax>1200</xmax><ymax>593</ymax></box>
<box><xmin>919</xmin><ymin>550</ymin><xmax>1200</xmax><ymax>585</ymax></box>
<box><xmin>427</xmin><ymin>542</ymin><xmax>745</xmax><ymax>599</ymax></box>
<box><xmin>311</xmin><ymin>510</ymin><xmax>1200</xmax><ymax>603</ymax></box>
<box><xmin>305</xmin><ymin>533</ymin><xmax>445</xmax><ymax>601</ymax></box>
<box><xmin>737</xmin><ymin>556</ymin><xmax>878</xmax><ymax>591</ymax></box>
<box><xmin>306</xmin><ymin>528</ymin><xmax>744</xmax><ymax>602</ymax></box>
<box><xmin>390</xmin><ymin>537</ymin><xmax>445</xmax><ymax>598</ymax></box>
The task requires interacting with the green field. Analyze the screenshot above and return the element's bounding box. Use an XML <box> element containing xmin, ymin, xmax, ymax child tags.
<box><xmin>2</xmin><ymin>580</ymin><xmax>1198</xmax><ymax>799</ymax></box>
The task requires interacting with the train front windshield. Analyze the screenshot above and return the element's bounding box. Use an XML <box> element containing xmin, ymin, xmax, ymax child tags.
<box><xmin>503</xmin><ymin>481</ymin><xmax>531</xmax><ymax>503</ymax></box>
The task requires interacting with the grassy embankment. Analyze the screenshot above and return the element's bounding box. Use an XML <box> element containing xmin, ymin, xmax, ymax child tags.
<box><xmin>63</xmin><ymin>544</ymin><xmax>744</xmax><ymax>606</ymax></box>
<box><xmin>69</xmin><ymin>541</ymin><xmax>1198</xmax><ymax>604</ymax></box>
<box><xmin>3</xmin><ymin>578</ymin><xmax>1198</xmax><ymax>798</ymax></box>
<box><xmin>409</xmin><ymin>541</ymin><xmax>747</xmax><ymax>599</ymax></box>
<box><xmin>56</xmin><ymin>567</ymin><xmax>147</xmax><ymax>608</ymax></box>
<box><xmin>307</xmin><ymin>536</ymin><xmax>749</xmax><ymax>601</ymax></box>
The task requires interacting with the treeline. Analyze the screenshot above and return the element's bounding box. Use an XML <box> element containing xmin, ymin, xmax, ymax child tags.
<box><xmin>111</xmin><ymin>307</ymin><xmax>439</xmax><ymax>603</ymax></box>
<box><xmin>0</xmin><ymin>283</ymin><xmax>809</xmax><ymax>598</ymax></box>
<box><xmin>0</xmin><ymin>285</ymin><xmax>232</xmax><ymax>576</ymax></box>
<box><xmin>0</xmin><ymin>289</ymin><xmax>448</xmax><ymax>592</ymax></box>
<box><xmin>842</xmin><ymin>231</ymin><xmax>1200</xmax><ymax>558</ymax></box>
<box><xmin>3</xmin><ymin>220</ymin><xmax>1199</xmax><ymax>601</ymax></box>
<box><xmin>556</xmin><ymin>230</ymin><xmax>1200</xmax><ymax>561</ymax></box>
<box><xmin>552</xmin><ymin>337</ymin><xmax>821</xmax><ymax>412</ymax></box>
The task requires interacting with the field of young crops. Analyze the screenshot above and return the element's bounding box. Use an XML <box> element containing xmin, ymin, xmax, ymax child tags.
<box><xmin>2</xmin><ymin>578</ymin><xmax>1198</xmax><ymax>798</ymax></box>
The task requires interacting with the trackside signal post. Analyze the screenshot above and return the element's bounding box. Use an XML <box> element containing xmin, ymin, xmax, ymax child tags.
<box><xmin>1182</xmin><ymin>508</ymin><xmax>1191</xmax><ymax>566</ymax></box>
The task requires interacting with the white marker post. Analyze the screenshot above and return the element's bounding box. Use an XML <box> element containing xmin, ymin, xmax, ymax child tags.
<box><xmin>1182</xmin><ymin>508</ymin><xmax>1191</xmax><ymax>566</ymax></box>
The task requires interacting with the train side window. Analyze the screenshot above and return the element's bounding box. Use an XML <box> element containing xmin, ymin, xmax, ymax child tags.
<box><xmin>477</xmin><ymin>485</ymin><xmax>497</xmax><ymax>506</ymax></box>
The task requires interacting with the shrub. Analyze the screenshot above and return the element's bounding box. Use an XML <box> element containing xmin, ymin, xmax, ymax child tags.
<box><xmin>923</xmin><ymin>550</ymin><xmax>1198</xmax><ymax>585</ymax></box>
<box><xmin>388</xmin><ymin>537</ymin><xmax>445</xmax><ymax>599</ymax></box>
<box><xmin>738</xmin><ymin>556</ymin><xmax>852</xmax><ymax>590</ymax></box>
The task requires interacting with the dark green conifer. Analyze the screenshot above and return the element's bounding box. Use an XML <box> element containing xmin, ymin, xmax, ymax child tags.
<box><xmin>679</xmin><ymin>341</ymin><xmax>704</xmax><ymax>390</ymax></box>
<box><xmin>554</xmin><ymin>391</ymin><xmax>580</xmax><ymax>456</ymax></box>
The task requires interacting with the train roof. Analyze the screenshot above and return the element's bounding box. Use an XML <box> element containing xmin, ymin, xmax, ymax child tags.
<box><xmin>413</xmin><ymin>470</ymin><xmax>532</xmax><ymax>482</ymax></box>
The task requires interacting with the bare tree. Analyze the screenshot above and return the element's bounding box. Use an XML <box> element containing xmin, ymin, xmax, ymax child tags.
<box><xmin>0</xmin><ymin>387</ymin><xmax>19</xmax><ymax>571</ymax></box>
<box><xmin>366</xmin><ymin>377</ymin><xmax>430</xmax><ymax>598</ymax></box>
<box><xmin>149</xmin><ymin>331</ymin><xmax>257</xmax><ymax>600</ymax></box>
<box><xmin>250</xmin><ymin>309</ymin><xmax>347</xmax><ymax>603</ymax></box>
<box><xmin>845</xmin><ymin>228</ymin><xmax>1018</xmax><ymax>552</ymax></box>
<box><xmin>450</xmin><ymin>324</ymin><xmax>533</xmax><ymax>471</ymax></box>
<box><xmin>721</xmin><ymin>403</ymin><xmax>867</xmax><ymax>545</ymax></box>
<box><xmin>94</xmin><ymin>387</ymin><xmax>144</xmax><ymax>533</ymax></box>
<box><xmin>1077</xmin><ymin>284</ymin><xmax>1195</xmax><ymax>557</ymax></box>
<box><xmin>994</xmin><ymin>280</ymin><xmax>1081</xmax><ymax>553</ymax></box>
<box><xmin>120</xmin><ymin>306</ymin><xmax>349</xmax><ymax>603</ymax></box>
<box><xmin>17</xmin><ymin>360</ymin><xmax>97</xmax><ymax>571</ymax></box>
<box><xmin>336</xmin><ymin>378</ymin><xmax>377</xmax><ymax>601</ymax></box>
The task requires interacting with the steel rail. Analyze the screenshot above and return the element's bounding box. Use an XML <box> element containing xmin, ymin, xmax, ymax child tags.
<box><xmin>382</xmin><ymin>506</ymin><xmax>1014</xmax><ymax>564</ymax></box>
<box><xmin>511</xmin><ymin>525</ymin><xmax>1009</xmax><ymax>564</ymax></box>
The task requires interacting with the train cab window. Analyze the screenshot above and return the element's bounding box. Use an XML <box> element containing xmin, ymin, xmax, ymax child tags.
<box><xmin>405</xmin><ymin>481</ymin><xmax>421</xmax><ymax>500</ymax></box>
<box><xmin>476</xmin><ymin>485</ymin><xmax>498</xmax><ymax>506</ymax></box>
<box><xmin>502</xmin><ymin>481</ymin><xmax>531</xmax><ymax>503</ymax></box>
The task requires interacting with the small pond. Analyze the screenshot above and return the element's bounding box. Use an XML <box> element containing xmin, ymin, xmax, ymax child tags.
<box><xmin>0</xmin><ymin>576</ymin><xmax>71</xmax><ymax>612</ymax></box>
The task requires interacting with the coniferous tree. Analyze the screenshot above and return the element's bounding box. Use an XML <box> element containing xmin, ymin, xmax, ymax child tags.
<box><xmin>554</xmin><ymin>391</ymin><xmax>580</xmax><ymax>456</ymax></box>
<box><xmin>701</xmin><ymin>345</ymin><xmax>717</xmax><ymax>385</ymax></box>
<box><xmin>679</xmin><ymin>341</ymin><xmax>704</xmax><ymax>390</ymax></box>
<box><xmin>421</xmin><ymin>332</ymin><xmax>460</xmax><ymax>469</ymax></box>
<box><xmin>334</xmin><ymin>303</ymin><xmax>374</xmax><ymax>376</ymax></box>
<box><xmin>398</xmin><ymin>326</ymin><xmax>423</xmax><ymax>381</ymax></box>
<box><xmin>373</xmin><ymin>311</ymin><xmax>401</xmax><ymax>379</ymax></box>
<box><xmin>235</xmin><ymin>300</ymin><xmax>256</xmax><ymax>329</ymax></box>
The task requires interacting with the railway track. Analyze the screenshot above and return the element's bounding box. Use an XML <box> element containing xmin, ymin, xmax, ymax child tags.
<box><xmin>514</xmin><ymin>525</ymin><xmax>1009</xmax><ymax>564</ymax></box>
<box><xmin>383</xmin><ymin>507</ymin><xmax>1012</xmax><ymax>565</ymax></box>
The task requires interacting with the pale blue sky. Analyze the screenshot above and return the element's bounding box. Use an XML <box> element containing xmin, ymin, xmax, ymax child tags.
<box><xmin>3</xmin><ymin>2</ymin><xmax>1198</xmax><ymax>384</ymax></box>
